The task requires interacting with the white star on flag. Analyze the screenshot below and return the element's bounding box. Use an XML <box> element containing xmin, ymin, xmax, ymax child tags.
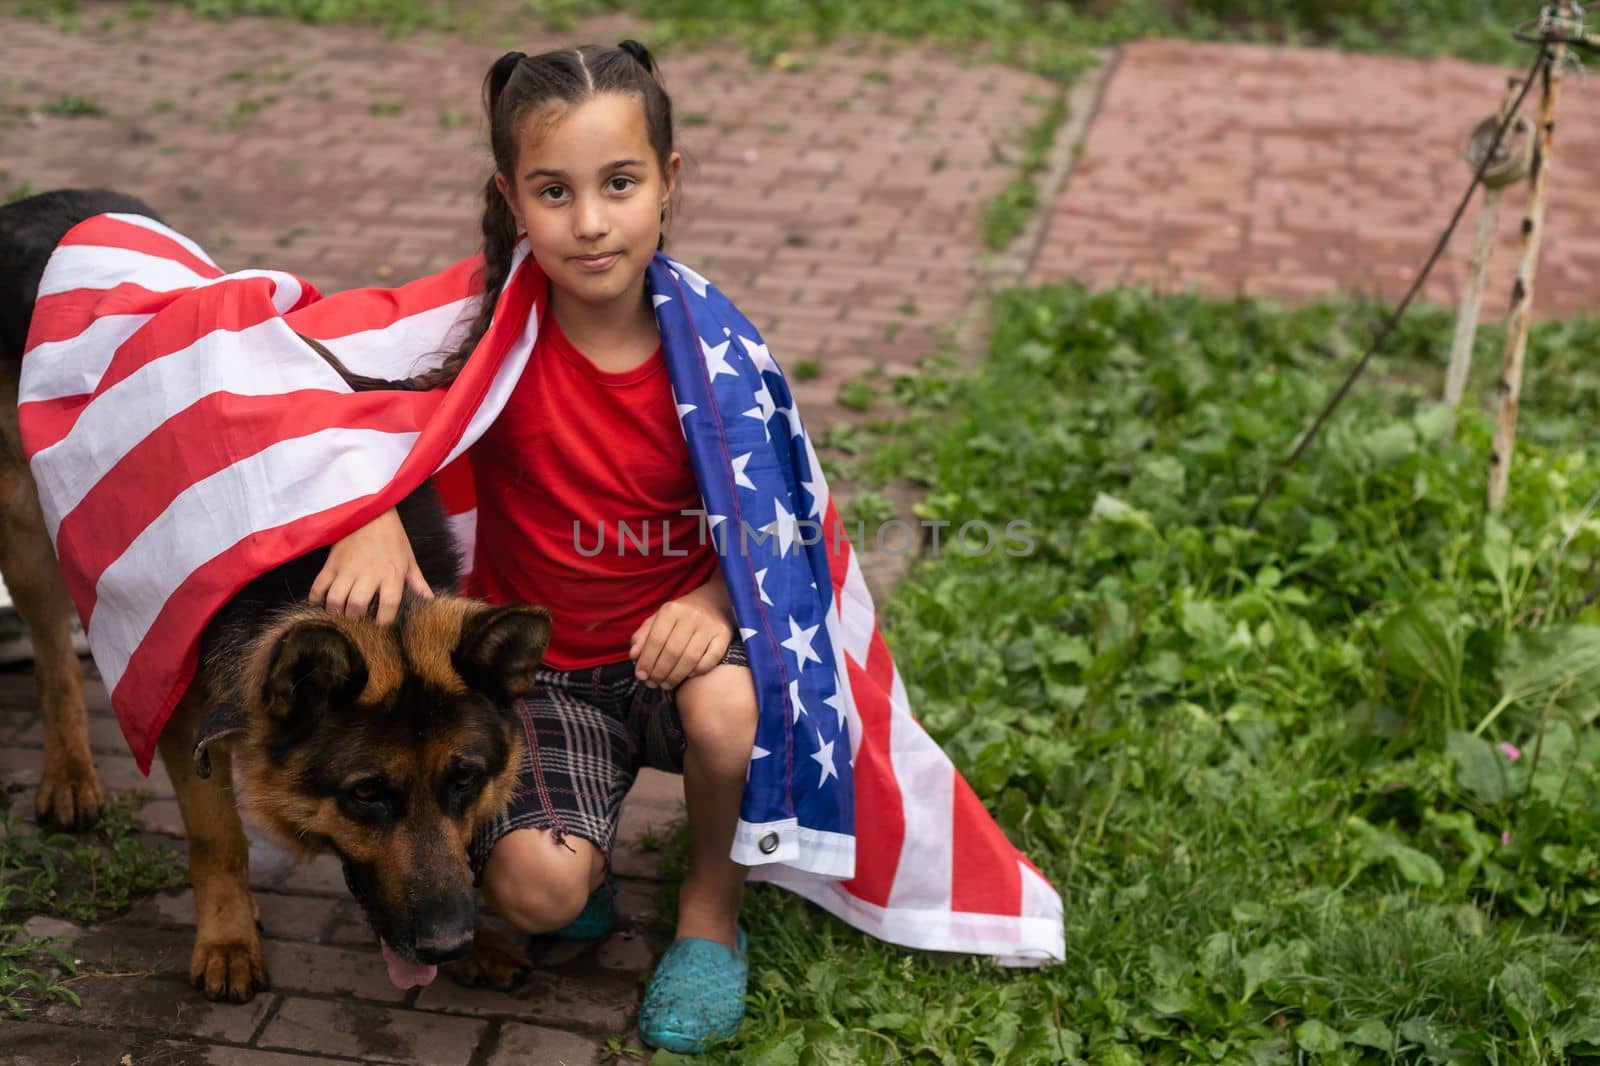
<box><xmin>740</xmin><ymin>627</ymin><xmax>758</xmax><ymax>643</ymax></box>
<box><xmin>676</xmin><ymin>403</ymin><xmax>697</xmax><ymax>423</ymax></box>
<box><xmin>740</xmin><ymin>335</ymin><xmax>779</xmax><ymax>376</ymax></box>
<box><xmin>788</xmin><ymin>679</ymin><xmax>808</xmax><ymax>723</ymax></box>
<box><xmin>751</xmin><ymin>378</ymin><xmax>776</xmax><ymax>423</ymax></box>
<box><xmin>731</xmin><ymin>452</ymin><xmax>756</xmax><ymax>490</ymax></box>
<box><xmin>754</xmin><ymin>567</ymin><xmax>773</xmax><ymax>606</ymax></box>
<box><xmin>736</xmin><ymin>454</ymin><xmax>761</xmax><ymax>492</ymax></box>
<box><xmin>799</xmin><ymin>435</ymin><xmax>826</xmax><ymax>519</ymax></box>
<box><xmin>812</xmin><ymin>735</ymin><xmax>839</xmax><ymax>786</ymax></box>
<box><xmin>667</xmin><ymin>260</ymin><xmax>711</xmax><ymax>297</ymax></box>
<box><xmin>765</xmin><ymin>498</ymin><xmax>798</xmax><ymax>557</ymax></box>
<box><xmin>822</xmin><ymin>687</ymin><xmax>847</xmax><ymax>731</ymax></box>
<box><xmin>652</xmin><ymin>293</ymin><xmax>672</xmax><ymax>308</ymax></box>
<box><xmin>777</xmin><ymin>403</ymin><xmax>804</xmax><ymax>441</ymax></box>
<box><xmin>800</xmin><ymin>470</ymin><xmax>824</xmax><ymax>520</ymax></box>
<box><xmin>702</xmin><ymin>337</ymin><xmax>738</xmax><ymax>380</ymax></box>
<box><xmin>741</xmin><ymin>404</ymin><xmax>770</xmax><ymax>442</ymax></box>
<box><xmin>747</xmin><ymin>743</ymin><xmax>770</xmax><ymax>781</ymax></box>
<box><xmin>706</xmin><ymin>513</ymin><xmax>727</xmax><ymax>553</ymax></box>
<box><xmin>781</xmin><ymin>615</ymin><xmax>822</xmax><ymax>671</ymax></box>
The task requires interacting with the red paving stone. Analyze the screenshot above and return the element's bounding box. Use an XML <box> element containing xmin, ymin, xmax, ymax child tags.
<box><xmin>1032</xmin><ymin>40</ymin><xmax>1600</xmax><ymax>317</ymax></box>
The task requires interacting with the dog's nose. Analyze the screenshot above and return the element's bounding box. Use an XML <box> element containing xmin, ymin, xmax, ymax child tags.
<box><xmin>412</xmin><ymin>931</ymin><xmax>473</xmax><ymax>964</ymax></box>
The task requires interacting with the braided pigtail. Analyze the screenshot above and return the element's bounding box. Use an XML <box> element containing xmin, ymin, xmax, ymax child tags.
<box><xmin>410</xmin><ymin>51</ymin><xmax>527</xmax><ymax>391</ymax></box>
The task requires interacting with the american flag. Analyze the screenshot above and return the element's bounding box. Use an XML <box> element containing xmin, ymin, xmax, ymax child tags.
<box><xmin>23</xmin><ymin>212</ymin><xmax>1064</xmax><ymax>965</ymax></box>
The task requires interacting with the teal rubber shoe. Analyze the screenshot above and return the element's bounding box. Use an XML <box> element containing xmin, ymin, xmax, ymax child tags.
<box><xmin>550</xmin><ymin>882</ymin><xmax>616</xmax><ymax>941</ymax></box>
<box><xmin>637</xmin><ymin>927</ymin><xmax>749</xmax><ymax>1053</ymax></box>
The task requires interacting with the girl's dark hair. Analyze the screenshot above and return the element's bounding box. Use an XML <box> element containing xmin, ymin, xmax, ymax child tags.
<box><xmin>412</xmin><ymin>41</ymin><xmax>675</xmax><ymax>390</ymax></box>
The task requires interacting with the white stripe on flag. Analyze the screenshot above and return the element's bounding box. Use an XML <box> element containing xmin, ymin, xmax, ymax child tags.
<box><xmin>90</xmin><ymin>427</ymin><xmax>421</xmax><ymax>691</ymax></box>
<box><xmin>20</xmin><ymin>313</ymin><xmax>155</xmax><ymax>403</ymax></box>
<box><xmin>885</xmin><ymin>686</ymin><xmax>955</xmax><ymax>916</ymax></box>
<box><xmin>1020</xmin><ymin>860</ymin><xmax>1065</xmax><ymax>940</ymax></box>
<box><xmin>30</xmin><ymin>318</ymin><xmax>352</xmax><ymax>537</ymax></box>
<box><xmin>749</xmin><ymin>863</ymin><xmax>1065</xmax><ymax>966</ymax></box>
<box><xmin>104</xmin><ymin>212</ymin><xmax>221</xmax><ymax>270</ymax></box>
<box><xmin>312</xmin><ymin>296</ymin><xmax>477</xmax><ymax>380</ymax></box>
<box><xmin>37</xmin><ymin>244</ymin><xmax>212</xmax><ymax>298</ymax></box>
<box><xmin>836</xmin><ymin>549</ymin><xmax>875</xmax><ymax>665</ymax></box>
<box><xmin>37</xmin><ymin>241</ymin><xmax>304</xmax><ymax>314</ymax></box>
<box><xmin>440</xmin><ymin>257</ymin><xmax>540</xmax><ymax>470</ymax></box>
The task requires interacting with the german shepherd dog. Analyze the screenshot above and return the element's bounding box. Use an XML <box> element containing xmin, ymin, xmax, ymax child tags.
<box><xmin>0</xmin><ymin>189</ymin><xmax>547</xmax><ymax>1001</ymax></box>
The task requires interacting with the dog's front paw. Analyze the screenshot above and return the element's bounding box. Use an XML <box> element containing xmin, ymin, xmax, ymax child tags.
<box><xmin>35</xmin><ymin>755</ymin><xmax>105</xmax><ymax>831</ymax></box>
<box><xmin>190</xmin><ymin>936</ymin><xmax>269</xmax><ymax>1003</ymax></box>
<box><xmin>444</xmin><ymin>923</ymin><xmax>529</xmax><ymax>991</ymax></box>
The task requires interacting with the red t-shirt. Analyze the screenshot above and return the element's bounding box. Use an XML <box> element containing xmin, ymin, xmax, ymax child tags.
<box><xmin>468</xmin><ymin>312</ymin><xmax>719</xmax><ymax>670</ymax></box>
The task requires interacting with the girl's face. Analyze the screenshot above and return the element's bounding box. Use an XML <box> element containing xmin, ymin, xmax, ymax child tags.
<box><xmin>496</xmin><ymin>92</ymin><xmax>681</xmax><ymax>315</ymax></box>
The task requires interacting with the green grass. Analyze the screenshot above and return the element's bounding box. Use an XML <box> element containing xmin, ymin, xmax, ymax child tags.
<box><xmin>837</xmin><ymin>379</ymin><xmax>877</xmax><ymax>413</ymax></box>
<box><xmin>692</xmin><ymin>286</ymin><xmax>1600</xmax><ymax>1062</ymax></box>
<box><xmin>981</xmin><ymin>86</ymin><xmax>1070</xmax><ymax>250</ymax></box>
<box><xmin>214</xmin><ymin>94</ymin><xmax>275</xmax><ymax>130</ymax></box>
<box><xmin>39</xmin><ymin>94</ymin><xmax>106</xmax><ymax>117</ymax></box>
<box><xmin>0</xmin><ymin>793</ymin><xmax>185</xmax><ymax>1017</ymax></box>
<box><xmin>2</xmin><ymin>179</ymin><xmax>40</xmax><ymax>205</ymax></box>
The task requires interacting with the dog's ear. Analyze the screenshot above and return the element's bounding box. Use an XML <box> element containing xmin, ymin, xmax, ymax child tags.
<box><xmin>452</xmin><ymin>605</ymin><xmax>552</xmax><ymax>705</ymax></box>
<box><xmin>261</xmin><ymin>620</ymin><xmax>368</xmax><ymax>720</ymax></box>
<box><xmin>192</xmin><ymin>699</ymin><xmax>247</xmax><ymax>779</ymax></box>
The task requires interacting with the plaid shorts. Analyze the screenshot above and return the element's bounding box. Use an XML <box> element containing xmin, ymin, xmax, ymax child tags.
<box><xmin>469</xmin><ymin>638</ymin><xmax>750</xmax><ymax>876</ymax></box>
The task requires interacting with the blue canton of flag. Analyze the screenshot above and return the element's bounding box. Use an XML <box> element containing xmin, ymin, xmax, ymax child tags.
<box><xmin>649</xmin><ymin>254</ymin><xmax>855</xmax><ymax>877</ymax></box>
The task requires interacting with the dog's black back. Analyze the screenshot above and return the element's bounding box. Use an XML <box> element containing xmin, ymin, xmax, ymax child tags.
<box><xmin>0</xmin><ymin>189</ymin><xmax>161</xmax><ymax>366</ymax></box>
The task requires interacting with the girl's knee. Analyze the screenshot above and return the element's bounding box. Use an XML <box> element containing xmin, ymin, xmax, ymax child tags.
<box><xmin>677</xmin><ymin>664</ymin><xmax>758</xmax><ymax>758</ymax></box>
<box><xmin>481</xmin><ymin>828</ymin><xmax>602</xmax><ymax>934</ymax></box>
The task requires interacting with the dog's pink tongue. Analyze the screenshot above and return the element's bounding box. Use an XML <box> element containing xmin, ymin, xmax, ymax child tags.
<box><xmin>380</xmin><ymin>939</ymin><xmax>438</xmax><ymax>989</ymax></box>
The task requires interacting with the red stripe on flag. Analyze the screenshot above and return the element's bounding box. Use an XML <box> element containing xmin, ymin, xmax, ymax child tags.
<box><xmin>949</xmin><ymin>770</ymin><xmax>1023</xmax><ymax>915</ymax></box>
<box><xmin>288</xmin><ymin>254</ymin><xmax>484</xmax><ymax>339</ymax></box>
<box><xmin>18</xmin><ymin>395</ymin><xmax>90</xmax><ymax>455</ymax></box>
<box><xmin>53</xmin><ymin>389</ymin><xmax>443</xmax><ymax>621</ymax></box>
<box><xmin>25</xmin><ymin>282</ymin><xmax>174</xmax><ymax>350</ymax></box>
<box><xmin>840</xmin><ymin>649</ymin><xmax>905</xmax><ymax>906</ymax></box>
<box><xmin>864</xmin><ymin>626</ymin><xmax>896</xmax><ymax>694</ymax></box>
<box><xmin>20</xmin><ymin>282</ymin><xmax>302</xmax><ymax>450</ymax></box>
<box><xmin>57</xmin><ymin>216</ymin><xmax>223</xmax><ymax>280</ymax></box>
<box><xmin>821</xmin><ymin>500</ymin><xmax>850</xmax><ymax>606</ymax></box>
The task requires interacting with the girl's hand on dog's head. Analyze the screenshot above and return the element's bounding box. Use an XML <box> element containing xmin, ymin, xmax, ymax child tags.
<box><xmin>309</xmin><ymin>507</ymin><xmax>433</xmax><ymax>626</ymax></box>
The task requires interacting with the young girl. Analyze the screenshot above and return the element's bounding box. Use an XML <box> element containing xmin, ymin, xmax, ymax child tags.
<box><xmin>307</xmin><ymin>42</ymin><xmax>757</xmax><ymax>1053</ymax></box>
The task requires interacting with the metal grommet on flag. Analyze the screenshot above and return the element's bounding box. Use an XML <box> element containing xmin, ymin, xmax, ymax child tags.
<box><xmin>758</xmin><ymin>832</ymin><xmax>780</xmax><ymax>855</ymax></box>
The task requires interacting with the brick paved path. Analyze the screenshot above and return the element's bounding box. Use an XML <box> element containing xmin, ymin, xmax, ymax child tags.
<box><xmin>0</xmin><ymin>3</ymin><xmax>1055</xmax><ymax>419</ymax></box>
<box><xmin>0</xmin><ymin>3</ymin><xmax>1066</xmax><ymax>1063</ymax></box>
<box><xmin>1033</xmin><ymin>40</ymin><xmax>1600</xmax><ymax>316</ymax></box>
